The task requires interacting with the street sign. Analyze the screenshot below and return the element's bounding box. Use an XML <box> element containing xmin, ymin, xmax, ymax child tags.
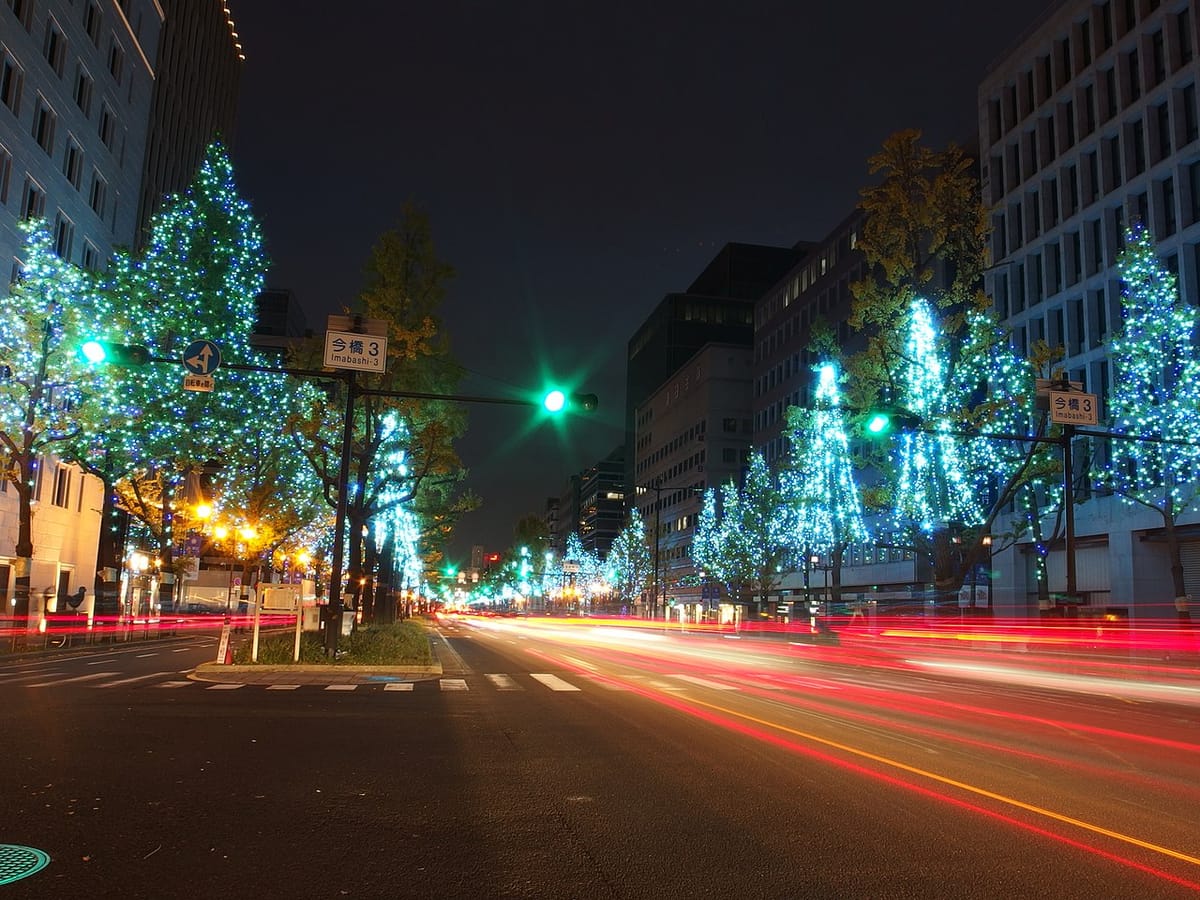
<box><xmin>183</xmin><ymin>339</ymin><xmax>221</xmax><ymax>375</ymax></box>
<box><xmin>323</xmin><ymin>330</ymin><xmax>388</xmax><ymax>373</ymax></box>
<box><xmin>1049</xmin><ymin>390</ymin><xmax>1098</xmax><ymax>425</ymax></box>
<box><xmin>562</xmin><ymin>562</ymin><xmax>580</xmax><ymax>574</ymax></box>
<box><xmin>183</xmin><ymin>374</ymin><xmax>214</xmax><ymax>392</ymax></box>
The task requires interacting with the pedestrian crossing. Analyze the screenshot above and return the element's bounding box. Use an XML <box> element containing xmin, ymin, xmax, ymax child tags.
<box><xmin>3</xmin><ymin>668</ymin><xmax>841</xmax><ymax>694</ymax></box>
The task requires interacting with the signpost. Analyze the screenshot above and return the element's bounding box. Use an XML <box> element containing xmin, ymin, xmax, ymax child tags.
<box><xmin>182</xmin><ymin>339</ymin><xmax>221</xmax><ymax>392</ymax></box>
<box><xmin>1048</xmin><ymin>390</ymin><xmax>1098</xmax><ymax>426</ymax></box>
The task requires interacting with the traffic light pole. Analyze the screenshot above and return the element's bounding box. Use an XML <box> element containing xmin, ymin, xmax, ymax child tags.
<box><xmin>324</xmin><ymin>370</ymin><xmax>356</xmax><ymax>657</ymax></box>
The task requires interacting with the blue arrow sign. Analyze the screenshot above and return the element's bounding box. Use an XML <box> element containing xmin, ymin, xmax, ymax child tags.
<box><xmin>182</xmin><ymin>340</ymin><xmax>221</xmax><ymax>375</ymax></box>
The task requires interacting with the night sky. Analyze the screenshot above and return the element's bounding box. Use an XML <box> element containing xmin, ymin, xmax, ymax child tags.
<box><xmin>228</xmin><ymin>1</ymin><xmax>1052</xmax><ymax>561</ymax></box>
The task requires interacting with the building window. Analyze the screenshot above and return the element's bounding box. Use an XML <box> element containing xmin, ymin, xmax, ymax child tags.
<box><xmin>20</xmin><ymin>176</ymin><xmax>44</xmax><ymax>219</ymax></box>
<box><xmin>43</xmin><ymin>19</ymin><xmax>66</xmax><ymax>77</ymax></box>
<box><xmin>1130</xmin><ymin>119</ymin><xmax>1146</xmax><ymax>175</ymax></box>
<box><xmin>107</xmin><ymin>38</ymin><xmax>124</xmax><ymax>84</ymax></box>
<box><xmin>1103</xmin><ymin>67</ymin><xmax>1118</xmax><ymax>120</ymax></box>
<box><xmin>1180</xmin><ymin>9</ymin><xmax>1195</xmax><ymax>66</ymax></box>
<box><xmin>32</xmin><ymin>97</ymin><xmax>55</xmax><ymax>153</ymax></box>
<box><xmin>62</xmin><ymin>138</ymin><xmax>82</xmax><ymax>189</ymax></box>
<box><xmin>1162</xmin><ymin>176</ymin><xmax>1177</xmax><ymax>236</ymax></box>
<box><xmin>83</xmin><ymin>1</ymin><xmax>102</xmax><ymax>45</ymax></box>
<box><xmin>80</xmin><ymin>239</ymin><xmax>98</xmax><ymax>270</ymax></box>
<box><xmin>0</xmin><ymin>142</ymin><xmax>10</xmax><ymax>205</ymax></box>
<box><xmin>1156</xmin><ymin>102</ymin><xmax>1172</xmax><ymax>161</ymax></box>
<box><xmin>1151</xmin><ymin>31</ymin><xmax>1166</xmax><ymax>86</ymax></box>
<box><xmin>1083</xmin><ymin>83</ymin><xmax>1096</xmax><ymax>135</ymax></box>
<box><xmin>1184</xmin><ymin>83</ymin><xmax>1199</xmax><ymax>144</ymax></box>
<box><xmin>1</xmin><ymin>50</ymin><xmax>22</xmax><ymax>116</ymax></box>
<box><xmin>6</xmin><ymin>0</ymin><xmax>29</xmax><ymax>27</ymax></box>
<box><xmin>51</xmin><ymin>466</ymin><xmax>69</xmax><ymax>508</ymax></box>
<box><xmin>73</xmin><ymin>65</ymin><xmax>92</xmax><ymax>116</ymax></box>
<box><xmin>54</xmin><ymin>212</ymin><xmax>74</xmax><ymax>258</ymax></box>
<box><xmin>88</xmin><ymin>169</ymin><xmax>106</xmax><ymax>215</ymax></box>
<box><xmin>98</xmin><ymin>102</ymin><xmax>115</xmax><ymax>149</ymax></box>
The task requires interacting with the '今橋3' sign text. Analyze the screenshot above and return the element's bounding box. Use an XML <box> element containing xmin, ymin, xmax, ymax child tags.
<box><xmin>323</xmin><ymin>330</ymin><xmax>388</xmax><ymax>373</ymax></box>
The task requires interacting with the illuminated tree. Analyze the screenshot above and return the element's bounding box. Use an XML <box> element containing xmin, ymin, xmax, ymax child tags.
<box><xmin>691</xmin><ymin>453</ymin><xmax>788</xmax><ymax>615</ymax></box>
<box><xmin>1101</xmin><ymin>223</ymin><xmax>1200</xmax><ymax>615</ymax></box>
<box><xmin>288</xmin><ymin>204</ymin><xmax>472</xmax><ymax>616</ymax></box>
<box><xmin>604</xmin><ymin>507</ymin><xmax>653</xmax><ymax>607</ymax></box>
<box><xmin>0</xmin><ymin>221</ymin><xmax>99</xmax><ymax>618</ymax></box>
<box><xmin>779</xmin><ymin>361</ymin><xmax>870</xmax><ymax>603</ymax></box>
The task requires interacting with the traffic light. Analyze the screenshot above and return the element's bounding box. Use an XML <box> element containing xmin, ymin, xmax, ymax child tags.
<box><xmin>542</xmin><ymin>389</ymin><xmax>599</xmax><ymax>414</ymax></box>
<box><xmin>80</xmin><ymin>339</ymin><xmax>150</xmax><ymax>366</ymax></box>
<box><xmin>863</xmin><ymin>406</ymin><xmax>922</xmax><ymax>437</ymax></box>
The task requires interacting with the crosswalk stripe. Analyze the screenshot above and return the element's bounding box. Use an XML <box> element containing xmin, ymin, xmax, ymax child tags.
<box><xmin>158</xmin><ymin>681</ymin><xmax>193</xmax><ymax>688</ymax></box>
<box><xmin>485</xmin><ymin>674</ymin><xmax>522</xmax><ymax>690</ymax></box>
<box><xmin>384</xmin><ymin>682</ymin><xmax>414</xmax><ymax>691</ymax></box>
<box><xmin>325</xmin><ymin>684</ymin><xmax>357</xmax><ymax>691</ymax></box>
<box><xmin>266</xmin><ymin>684</ymin><xmax>301</xmax><ymax>690</ymax></box>
<box><xmin>439</xmin><ymin>678</ymin><xmax>469</xmax><ymax>691</ymax></box>
<box><xmin>28</xmin><ymin>672</ymin><xmax>117</xmax><ymax>687</ymax></box>
<box><xmin>95</xmin><ymin>672</ymin><xmax>167</xmax><ymax>688</ymax></box>
<box><xmin>580</xmin><ymin>675</ymin><xmax>630</xmax><ymax>691</ymax></box>
<box><xmin>670</xmin><ymin>674</ymin><xmax>737</xmax><ymax>691</ymax></box>
<box><xmin>206</xmin><ymin>683</ymin><xmax>244</xmax><ymax>690</ymax></box>
<box><xmin>530</xmin><ymin>673</ymin><xmax>581</xmax><ymax>692</ymax></box>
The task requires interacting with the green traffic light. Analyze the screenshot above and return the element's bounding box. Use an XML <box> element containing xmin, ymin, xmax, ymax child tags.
<box><xmin>865</xmin><ymin>412</ymin><xmax>892</xmax><ymax>435</ymax></box>
<box><xmin>79</xmin><ymin>339</ymin><xmax>150</xmax><ymax>366</ymax></box>
<box><xmin>543</xmin><ymin>390</ymin><xmax>566</xmax><ymax>413</ymax></box>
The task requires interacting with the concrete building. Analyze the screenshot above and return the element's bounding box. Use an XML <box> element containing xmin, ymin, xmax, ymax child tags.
<box><xmin>577</xmin><ymin>444</ymin><xmax>624</xmax><ymax>558</ymax></box>
<box><xmin>979</xmin><ymin>0</ymin><xmax>1200</xmax><ymax>618</ymax></box>
<box><xmin>633</xmin><ymin>343</ymin><xmax>755</xmax><ymax>615</ymax></box>
<box><xmin>0</xmin><ymin>0</ymin><xmax>244</xmax><ymax>625</ymax></box>
<box><xmin>624</xmin><ymin>242</ymin><xmax>799</xmax><ymax>499</ymax></box>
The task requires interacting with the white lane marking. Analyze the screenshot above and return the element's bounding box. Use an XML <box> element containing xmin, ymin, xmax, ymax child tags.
<box><xmin>670</xmin><ymin>674</ymin><xmax>737</xmax><ymax>691</ymax></box>
<box><xmin>325</xmin><ymin>684</ymin><xmax>358</xmax><ymax>691</ymax></box>
<box><xmin>439</xmin><ymin>678</ymin><xmax>469</xmax><ymax>691</ymax></box>
<box><xmin>561</xmin><ymin>655</ymin><xmax>599</xmax><ymax>672</ymax></box>
<box><xmin>647</xmin><ymin>680</ymin><xmax>686</xmax><ymax>692</ymax></box>
<box><xmin>530</xmin><ymin>673</ymin><xmax>581</xmax><ymax>692</ymax></box>
<box><xmin>384</xmin><ymin>682</ymin><xmax>414</xmax><ymax>691</ymax></box>
<box><xmin>87</xmin><ymin>660</ymin><xmax>108</xmax><ymax>666</ymax></box>
<box><xmin>95</xmin><ymin>672</ymin><xmax>168</xmax><ymax>687</ymax></box>
<box><xmin>171</xmin><ymin>648</ymin><xmax>193</xmax><ymax>653</ymax></box>
<box><xmin>5</xmin><ymin>670</ymin><xmax>65</xmax><ymax>682</ymax></box>
<box><xmin>135</xmin><ymin>653</ymin><xmax>157</xmax><ymax>658</ymax></box>
<box><xmin>28</xmin><ymin>672</ymin><xmax>117</xmax><ymax>687</ymax></box>
<box><xmin>206</xmin><ymin>683</ymin><xmax>244</xmax><ymax>690</ymax></box>
<box><xmin>158</xmin><ymin>681</ymin><xmax>193</xmax><ymax>688</ymax></box>
<box><xmin>581</xmin><ymin>675</ymin><xmax>630</xmax><ymax>691</ymax></box>
<box><xmin>266</xmin><ymin>684</ymin><xmax>301</xmax><ymax>691</ymax></box>
<box><xmin>485</xmin><ymin>674</ymin><xmax>522</xmax><ymax>691</ymax></box>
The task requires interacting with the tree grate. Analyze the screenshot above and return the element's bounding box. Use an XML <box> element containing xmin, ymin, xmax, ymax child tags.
<box><xmin>0</xmin><ymin>844</ymin><xmax>50</xmax><ymax>885</ymax></box>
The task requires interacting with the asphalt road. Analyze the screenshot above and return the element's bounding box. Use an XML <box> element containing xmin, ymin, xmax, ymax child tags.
<box><xmin>1</xmin><ymin>618</ymin><xmax>1198</xmax><ymax>899</ymax></box>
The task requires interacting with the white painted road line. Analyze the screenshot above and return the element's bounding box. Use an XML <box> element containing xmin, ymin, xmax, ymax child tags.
<box><xmin>28</xmin><ymin>672</ymin><xmax>118</xmax><ymax>687</ymax></box>
<box><xmin>670</xmin><ymin>674</ymin><xmax>737</xmax><ymax>691</ymax></box>
<box><xmin>439</xmin><ymin>678</ymin><xmax>469</xmax><ymax>691</ymax></box>
<box><xmin>325</xmin><ymin>684</ymin><xmax>357</xmax><ymax>691</ymax></box>
<box><xmin>384</xmin><ymin>682</ymin><xmax>414</xmax><ymax>691</ymax></box>
<box><xmin>530</xmin><ymin>673</ymin><xmax>581</xmax><ymax>692</ymax></box>
<box><xmin>158</xmin><ymin>681</ymin><xmax>193</xmax><ymax>688</ymax></box>
<box><xmin>485</xmin><ymin>674</ymin><xmax>522</xmax><ymax>690</ymax></box>
<box><xmin>95</xmin><ymin>672</ymin><xmax>168</xmax><ymax>687</ymax></box>
<box><xmin>206</xmin><ymin>683</ymin><xmax>244</xmax><ymax>690</ymax></box>
<box><xmin>266</xmin><ymin>684</ymin><xmax>301</xmax><ymax>690</ymax></box>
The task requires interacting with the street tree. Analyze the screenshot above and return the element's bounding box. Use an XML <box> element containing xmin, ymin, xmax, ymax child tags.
<box><xmin>605</xmin><ymin>507</ymin><xmax>653</xmax><ymax>609</ymax></box>
<box><xmin>1100</xmin><ymin>222</ymin><xmax>1200</xmax><ymax>618</ymax></box>
<box><xmin>0</xmin><ymin>221</ymin><xmax>100</xmax><ymax>618</ymax></box>
<box><xmin>779</xmin><ymin>361</ymin><xmax>870</xmax><ymax>604</ymax></box>
<box><xmin>288</xmin><ymin>203</ymin><xmax>472</xmax><ymax>621</ymax></box>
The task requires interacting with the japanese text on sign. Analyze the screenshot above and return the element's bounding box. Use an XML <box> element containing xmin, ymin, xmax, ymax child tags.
<box><xmin>1048</xmin><ymin>390</ymin><xmax>1098</xmax><ymax>425</ymax></box>
<box><xmin>323</xmin><ymin>330</ymin><xmax>388</xmax><ymax>373</ymax></box>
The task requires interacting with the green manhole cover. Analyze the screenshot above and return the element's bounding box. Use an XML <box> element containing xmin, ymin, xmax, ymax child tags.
<box><xmin>0</xmin><ymin>844</ymin><xmax>50</xmax><ymax>885</ymax></box>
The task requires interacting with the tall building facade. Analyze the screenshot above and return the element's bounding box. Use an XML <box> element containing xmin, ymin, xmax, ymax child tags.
<box><xmin>980</xmin><ymin>0</ymin><xmax>1200</xmax><ymax>617</ymax></box>
<box><xmin>577</xmin><ymin>445</ymin><xmax>624</xmax><ymax>558</ymax></box>
<box><xmin>624</xmin><ymin>242</ymin><xmax>800</xmax><ymax>498</ymax></box>
<box><xmin>633</xmin><ymin>343</ymin><xmax>755</xmax><ymax>613</ymax></box>
<box><xmin>1</xmin><ymin>0</ymin><xmax>162</xmax><ymax>281</ymax></box>
<box><xmin>0</xmin><ymin>0</ymin><xmax>244</xmax><ymax>623</ymax></box>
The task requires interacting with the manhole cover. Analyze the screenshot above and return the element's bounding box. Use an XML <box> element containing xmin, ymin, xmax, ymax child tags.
<box><xmin>0</xmin><ymin>844</ymin><xmax>50</xmax><ymax>885</ymax></box>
